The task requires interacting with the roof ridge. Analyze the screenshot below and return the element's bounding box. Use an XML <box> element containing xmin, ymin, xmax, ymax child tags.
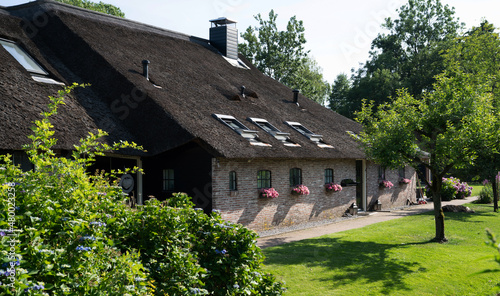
<box><xmin>4</xmin><ymin>0</ymin><xmax>210</xmax><ymax>45</ymax></box>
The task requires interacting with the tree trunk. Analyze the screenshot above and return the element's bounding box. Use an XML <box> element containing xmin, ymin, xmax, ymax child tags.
<box><xmin>431</xmin><ymin>176</ymin><xmax>447</xmax><ymax>243</ymax></box>
<box><xmin>493</xmin><ymin>175</ymin><xmax>498</xmax><ymax>212</ymax></box>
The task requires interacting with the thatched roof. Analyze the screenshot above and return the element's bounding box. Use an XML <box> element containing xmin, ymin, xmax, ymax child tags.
<box><xmin>0</xmin><ymin>0</ymin><xmax>365</xmax><ymax>159</ymax></box>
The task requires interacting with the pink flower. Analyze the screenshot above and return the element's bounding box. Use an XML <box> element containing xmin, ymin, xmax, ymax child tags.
<box><xmin>291</xmin><ymin>184</ymin><xmax>310</xmax><ymax>195</ymax></box>
<box><xmin>399</xmin><ymin>178</ymin><xmax>411</xmax><ymax>184</ymax></box>
<box><xmin>259</xmin><ymin>188</ymin><xmax>279</xmax><ymax>199</ymax></box>
<box><xmin>325</xmin><ymin>182</ymin><xmax>342</xmax><ymax>192</ymax></box>
<box><xmin>380</xmin><ymin>180</ymin><xmax>394</xmax><ymax>189</ymax></box>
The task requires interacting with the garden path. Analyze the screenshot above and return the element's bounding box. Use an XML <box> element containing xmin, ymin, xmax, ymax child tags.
<box><xmin>257</xmin><ymin>197</ymin><xmax>478</xmax><ymax>249</ymax></box>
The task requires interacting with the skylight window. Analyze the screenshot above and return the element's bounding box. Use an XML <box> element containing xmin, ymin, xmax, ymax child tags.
<box><xmin>285</xmin><ymin>121</ymin><xmax>333</xmax><ymax>148</ymax></box>
<box><xmin>249</xmin><ymin>117</ymin><xmax>300</xmax><ymax>147</ymax></box>
<box><xmin>213</xmin><ymin>114</ymin><xmax>271</xmax><ymax>147</ymax></box>
<box><xmin>0</xmin><ymin>38</ymin><xmax>63</xmax><ymax>85</ymax></box>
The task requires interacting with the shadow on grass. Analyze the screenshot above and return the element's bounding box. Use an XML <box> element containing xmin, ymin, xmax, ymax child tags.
<box><xmin>264</xmin><ymin>237</ymin><xmax>431</xmax><ymax>295</ymax></box>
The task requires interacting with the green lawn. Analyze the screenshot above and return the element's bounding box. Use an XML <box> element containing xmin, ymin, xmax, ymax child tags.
<box><xmin>262</xmin><ymin>203</ymin><xmax>500</xmax><ymax>295</ymax></box>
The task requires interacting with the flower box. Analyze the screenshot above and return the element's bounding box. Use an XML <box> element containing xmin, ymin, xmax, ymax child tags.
<box><xmin>379</xmin><ymin>180</ymin><xmax>394</xmax><ymax>189</ymax></box>
<box><xmin>258</xmin><ymin>187</ymin><xmax>279</xmax><ymax>199</ymax></box>
<box><xmin>399</xmin><ymin>178</ymin><xmax>411</xmax><ymax>184</ymax></box>
<box><xmin>291</xmin><ymin>184</ymin><xmax>310</xmax><ymax>196</ymax></box>
<box><xmin>325</xmin><ymin>182</ymin><xmax>342</xmax><ymax>192</ymax></box>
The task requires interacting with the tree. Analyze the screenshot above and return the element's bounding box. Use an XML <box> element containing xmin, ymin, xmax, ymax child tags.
<box><xmin>335</xmin><ymin>0</ymin><xmax>462</xmax><ymax>118</ymax></box>
<box><xmin>329</xmin><ymin>74</ymin><xmax>351</xmax><ymax>114</ymax></box>
<box><xmin>355</xmin><ymin>72</ymin><xmax>495</xmax><ymax>243</ymax></box>
<box><xmin>55</xmin><ymin>0</ymin><xmax>125</xmax><ymax>17</ymax></box>
<box><xmin>443</xmin><ymin>21</ymin><xmax>500</xmax><ymax>211</ymax></box>
<box><xmin>239</xmin><ymin>10</ymin><xmax>330</xmax><ymax>104</ymax></box>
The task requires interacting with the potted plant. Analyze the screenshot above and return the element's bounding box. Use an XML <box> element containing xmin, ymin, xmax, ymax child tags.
<box><xmin>379</xmin><ymin>180</ymin><xmax>394</xmax><ymax>189</ymax></box>
<box><xmin>325</xmin><ymin>182</ymin><xmax>342</xmax><ymax>192</ymax></box>
<box><xmin>258</xmin><ymin>187</ymin><xmax>279</xmax><ymax>199</ymax></box>
<box><xmin>291</xmin><ymin>184</ymin><xmax>310</xmax><ymax>196</ymax></box>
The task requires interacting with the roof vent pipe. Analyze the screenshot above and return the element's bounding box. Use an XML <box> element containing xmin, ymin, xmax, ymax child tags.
<box><xmin>142</xmin><ymin>60</ymin><xmax>150</xmax><ymax>81</ymax></box>
<box><xmin>293</xmin><ymin>89</ymin><xmax>300</xmax><ymax>105</ymax></box>
<box><xmin>240</xmin><ymin>85</ymin><xmax>246</xmax><ymax>97</ymax></box>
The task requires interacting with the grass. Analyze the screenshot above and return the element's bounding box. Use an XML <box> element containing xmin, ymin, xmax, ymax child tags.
<box><xmin>469</xmin><ymin>183</ymin><xmax>484</xmax><ymax>198</ymax></box>
<box><xmin>261</xmin><ymin>203</ymin><xmax>500</xmax><ymax>295</ymax></box>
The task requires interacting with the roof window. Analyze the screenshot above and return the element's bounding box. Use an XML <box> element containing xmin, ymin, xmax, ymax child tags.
<box><xmin>285</xmin><ymin>121</ymin><xmax>333</xmax><ymax>148</ymax></box>
<box><xmin>213</xmin><ymin>114</ymin><xmax>271</xmax><ymax>147</ymax></box>
<box><xmin>0</xmin><ymin>38</ymin><xmax>63</xmax><ymax>85</ymax></box>
<box><xmin>249</xmin><ymin>117</ymin><xmax>300</xmax><ymax>147</ymax></box>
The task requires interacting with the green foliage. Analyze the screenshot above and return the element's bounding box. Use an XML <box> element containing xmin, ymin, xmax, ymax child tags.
<box><xmin>332</xmin><ymin>0</ymin><xmax>462</xmax><ymax>118</ymax></box>
<box><xmin>54</xmin><ymin>0</ymin><xmax>125</xmax><ymax>17</ymax></box>
<box><xmin>0</xmin><ymin>84</ymin><xmax>285</xmax><ymax>295</ymax></box>
<box><xmin>239</xmin><ymin>10</ymin><xmax>330</xmax><ymax>105</ymax></box>
<box><xmin>478</xmin><ymin>184</ymin><xmax>494</xmax><ymax>204</ymax></box>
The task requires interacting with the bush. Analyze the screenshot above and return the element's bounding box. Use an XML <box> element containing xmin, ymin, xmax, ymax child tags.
<box><xmin>0</xmin><ymin>85</ymin><xmax>285</xmax><ymax>295</ymax></box>
<box><xmin>426</xmin><ymin>177</ymin><xmax>472</xmax><ymax>201</ymax></box>
<box><xmin>477</xmin><ymin>184</ymin><xmax>494</xmax><ymax>204</ymax></box>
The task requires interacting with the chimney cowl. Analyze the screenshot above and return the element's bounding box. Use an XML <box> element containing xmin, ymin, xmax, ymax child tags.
<box><xmin>293</xmin><ymin>89</ymin><xmax>300</xmax><ymax>105</ymax></box>
<box><xmin>142</xmin><ymin>60</ymin><xmax>150</xmax><ymax>81</ymax></box>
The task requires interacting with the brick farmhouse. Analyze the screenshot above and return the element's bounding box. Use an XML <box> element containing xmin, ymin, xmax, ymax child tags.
<box><xmin>0</xmin><ymin>0</ymin><xmax>417</xmax><ymax>232</ymax></box>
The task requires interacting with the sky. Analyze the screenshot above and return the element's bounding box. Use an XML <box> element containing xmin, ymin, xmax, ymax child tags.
<box><xmin>2</xmin><ymin>0</ymin><xmax>500</xmax><ymax>84</ymax></box>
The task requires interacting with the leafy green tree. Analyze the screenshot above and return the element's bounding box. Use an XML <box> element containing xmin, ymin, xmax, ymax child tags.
<box><xmin>239</xmin><ymin>10</ymin><xmax>330</xmax><ymax>104</ymax></box>
<box><xmin>335</xmin><ymin>0</ymin><xmax>462</xmax><ymax>118</ymax></box>
<box><xmin>55</xmin><ymin>0</ymin><xmax>125</xmax><ymax>17</ymax></box>
<box><xmin>355</xmin><ymin>72</ymin><xmax>495</xmax><ymax>243</ymax></box>
<box><xmin>444</xmin><ymin>21</ymin><xmax>500</xmax><ymax>211</ymax></box>
<box><xmin>329</xmin><ymin>74</ymin><xmax>351</xmax><ymax>114</ymax></box>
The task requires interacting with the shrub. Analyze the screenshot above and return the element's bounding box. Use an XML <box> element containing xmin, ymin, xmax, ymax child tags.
<box><xmin>477</xmin><ymin>184</ymin><xmax>494</xmax><ymax>204</ymax></box>
<box><xmin>0</xmin><ymin>85</ymin><xmax>285</xmax><ymax>295</ymax></box>
<box><xmin>426</xmin><ymin>177</ymin><xmax>472</xmax><ymax>201</ymax></box>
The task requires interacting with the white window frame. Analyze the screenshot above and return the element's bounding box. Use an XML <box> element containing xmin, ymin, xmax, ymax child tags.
<box><xmin>249</xmin><ymin>117</ymin><xmax>300</xmax><ymax>147</ymax></box>
<box><xmin>285</xmin><ymin>121</ymin><xmax>333</xmax><ymax>148</ymax></box>
<box><xmin>213</xmin><ymin>114</ymin><xmax>271</xmax><ymax>147</ymax></box>
<box><xmin>0</xmin><ymin>38</ymin><xmax>64</xmax><ymax>85</ymax></box>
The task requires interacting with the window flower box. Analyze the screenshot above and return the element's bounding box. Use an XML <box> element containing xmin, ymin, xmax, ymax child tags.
<box><xmin>258</xmin><ymin>187</ymin><xmax>279</xmax><ymax>199</ymax></box>
<box><xmin>379</xmin><ymin>180</ymin><xmax>394</xmax><ymax>189</ymax></box>
<box><xmin>291</xmin><ymin>184</ymin><xmax>310</xmax><ymax>196</ymax></box>
<box><xmin>399</xmin><ymin>178</ymin><xmax>411</xmax><ymax>184</ymax></box>
<box><xmin>325</xmin><ymin>182</ymin><xmax>342</xmax><ymax>192</ymax></box>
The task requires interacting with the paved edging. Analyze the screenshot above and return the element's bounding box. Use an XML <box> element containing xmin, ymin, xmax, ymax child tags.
<box><xmin>257</xmin><ymin>197</ymin><xmax>478</xmax><ymax>249</ymax></box>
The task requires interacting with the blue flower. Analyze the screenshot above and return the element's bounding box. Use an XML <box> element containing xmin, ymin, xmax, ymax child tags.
<box><xmin>0</xmin><ymin>232</ymin><xmax>5</xmax><ymax>237</ymax></box>
<box><xmin>215</xmin><ymin>249</ymin><xmax>227</xmax><ymax>255</ymax></box>
<box><xmin>90</xmin><ymin>221</ymin><xmax>106</xmax><ymax>227</ymax></box>
<box><xmin>79</xmin><ymin>236</ymin><xmax>96</xmax><ymax>241</ymax></box>
<box><xmin>76</xmin><ymin>245</ymin><xmax>91</xmax><ymax>252</ymax></box>
<box><xmin>233</xmin><ymin>284</ymin><xmax>240</xmax><ymax>289</ymax></box>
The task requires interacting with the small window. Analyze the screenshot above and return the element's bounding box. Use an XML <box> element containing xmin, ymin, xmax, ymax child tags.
<box><xmin>257</xmin><ymin>170</ymin><xmax>271</xmax><ymax>189</ymax></box>
<box><xmin>325</xmin><ymin>168</ymin><xmax>334</xmax><ymax>184</ymax></box>
<box><xmin>229</xmin><ymin>171</ymin><xmax>237</xmax><ymax>191</ymax></box>
<box><xmin>285</xmin><ymin>121</ymin><xmax>333</xmax><ymax>148</ymax></box>
<box><xmin>213</xmin><ymin>114</ymin><xmax>270</xmax><ymax>147</ymax></box>
<box><xmin>398</xmin><ymin>167</ymin><xmax>405</xmax><ymax>179</ymax></box>
<box><xmin>163</xmin><ymin>169</ymin><xmax>175</xmax><ymax>191</ymax></box>
<box><xmin>0</xmin><ymin>38</ymin><xmax>64</xmax><ymax>85</ymax></box>
<box><xmin>0</xmin><ymin>39</ymin><xmax>47</xmax><ymax>75</ymax></box>
<box><xmin>249</xmin><ymin>117</ymin><xmax>300</xmax><ymax>147</ymax></box>
<box><xmin>289</xmin><ymin>168</ymin><xmax>302</xmax><ymax>186</ymax></box>
<box><xmin>378</xmin><ymin>166</ymin><xmax>386</xmax><ymax>180</ymax></box>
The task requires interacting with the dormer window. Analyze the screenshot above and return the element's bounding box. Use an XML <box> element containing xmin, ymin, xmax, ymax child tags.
<box><xmin>0</xmin><ymin>38</ymin><xmax>63</xmax><ymax>85</ymax></box>
<box><xmin>213</xmin><ymin>114</ymin><xmax>271</xmax><ymax>147</ymax></box>
<box><xmin>249</xmin><ymin>117</ymin><xmax>300</xmax><ymax>147</ymax></box>
<box><xmin>285</xmin><ymin>121</ymin><xmax>333</xmax><ymax>148</ymax></box>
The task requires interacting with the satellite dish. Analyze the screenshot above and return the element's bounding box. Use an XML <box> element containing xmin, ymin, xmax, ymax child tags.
<box><xmin>119</xmin><ymin>174</ymin><xmax>134</xmax><ymax>193</ymax></box>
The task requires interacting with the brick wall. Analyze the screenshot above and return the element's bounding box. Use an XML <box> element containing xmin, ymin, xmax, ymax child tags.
<box><xmin>212</xmin><ymin>158</ymin><xmax>417</xmax><ymax>231</ymax></box>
